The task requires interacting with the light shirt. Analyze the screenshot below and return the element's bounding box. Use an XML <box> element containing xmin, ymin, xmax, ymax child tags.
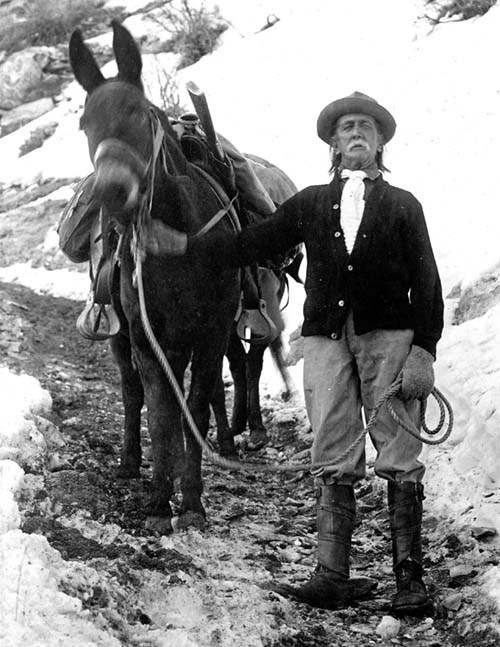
<box><xmin>339</xmin><ymin>167</ymin><xmax>380</xmax><ymax>254</ymax></box>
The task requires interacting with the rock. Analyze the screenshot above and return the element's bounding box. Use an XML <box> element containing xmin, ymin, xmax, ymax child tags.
<box><xmin>442</xmin><ymin>591</ymin><xmax>463</xmax><ymax>611</ymax></box>
<box><xmin>471</xmin><ymin>525</ymin><xmax>497</xmax><ymax>540</ymax></box>
<box><xmin>375</xmin><ymin>615</ymin><xmax>401</xmax><ymax>639</ymax></box>
<box><xmin>1</xmin><ymin>97</ymin><xmax>54</xmax><ymax>136</ymax></box>
<box><xmin>448</xmin><ymin>563</ymin><xmax>477</xmax><ymax>588</ymax></box>
<box><xmin>277</xmin><ymin>547</ymin><xmax>301</xmax><ymax>563</ymax></box>
<box><xmin>350</xmin><ymin>622</ymin><xmax>373</xmax><ymax>636</ymax></box>
<box><xmin>0</xmin><ymin>46</ymin><xmax>54</xmax><ymax>110</ymax></box>
<box><xmin>18</xmin><ymin>121</ymin><xmax>58</xmax><ymax>156</ymax></box>
<box><xmin>451</xmin><ymin>260</ymin><xmax>500</xmax><ymax>324</ymax></box>
<box><xmin>48</xmin><ymin>453</ymin><xmax>72</xmax><ymax>472</ymax></box>
<box><xmin>33</xmin><ymin>415</ymin><xmax>65</xmax><ymax>450</ymax></box>
<box><xmin>449</xmin><ymin>564</ymin><xmax>475</xmax><ymax>579</ymax></box>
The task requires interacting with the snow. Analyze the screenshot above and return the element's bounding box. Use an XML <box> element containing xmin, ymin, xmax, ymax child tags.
<box><xmin>1</xmin><ymin>0</ymin><xmax>500</xmax><ymax>643</ymax></box>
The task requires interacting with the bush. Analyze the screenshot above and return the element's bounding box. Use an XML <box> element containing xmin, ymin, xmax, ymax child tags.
<box><xmin>147</xmin><ymin>65</ymin><xmax>187</xmax><ymax>118</ymax></box>
<box><xmin>423</xmin><ymin>0</ymin><xmax>497</xmax><ymax>23</ymax></box>
<box><xmin>153</xmin><ymin>0</ymin><xmax>228</xmax><ymax>68</ymax></box>
<box><xmin>0</xmin><ymin>0</ymin><xmax>118</xmax><ymax>54</ymax></box>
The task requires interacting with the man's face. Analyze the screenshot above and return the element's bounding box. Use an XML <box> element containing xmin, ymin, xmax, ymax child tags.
<box><xmin>331</xmin><ymin>113</ymin><xmax>383</xmax><ymax>169</ymax></box>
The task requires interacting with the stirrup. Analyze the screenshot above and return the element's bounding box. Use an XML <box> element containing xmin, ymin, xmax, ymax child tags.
<box><xmin>235</xmin><ymin>298</ymin><xmax>277</xmax><ymax>345</ymax></box>
<box><xmin>76</xmin><ymin>292</ymin><xmax>120</xmax><ymax>341</ymax></box>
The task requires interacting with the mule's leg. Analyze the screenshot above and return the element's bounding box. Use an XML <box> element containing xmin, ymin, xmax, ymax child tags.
<box><xmin>132</xmin><ymin>339</ymin><xmax>189</xmax><ymax>533</ymax></box>
<box><xmin>270</xmin><ymin>333</ymin><xmax>294</xmax><ymax>401</ymax></box>
<box><xmin>211</xmin><ymin>371</ymin><xmax>238</xmax><ymax>458</ymax></box>
<box><xmin>110</xmin><ymin>331</ymin><xmax>144</xmax><ymax>478</ymax></box>
<box><xmin>225</xmin><ymin>328</ymin><xmax>248</xmax><ymax>436</ymax></box>
<box><xmin>180</xmin><ymin>343</ymin><xmax>227</xmax><ymax>524</ymax></box>
<box><xmin>246</xmin><ymin>342</ymin><xmax>269</xmax><ymax>450</ymax></box>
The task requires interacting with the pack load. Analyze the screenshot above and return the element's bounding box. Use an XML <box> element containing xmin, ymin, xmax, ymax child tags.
<box><xmin>58</xmin><ymin>173</ymin><xmax>100</xmax><ymax>263</ymax></box>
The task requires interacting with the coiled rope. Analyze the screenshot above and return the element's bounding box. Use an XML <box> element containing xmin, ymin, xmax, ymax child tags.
<box><xmin>134</xmin><ymin>253</ymin><xmax>453</xmax><ymax>474</ymax></box>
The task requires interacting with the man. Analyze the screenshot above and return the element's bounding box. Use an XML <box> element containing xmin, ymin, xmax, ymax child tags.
<box><xmin>150</xmin><ymin>91</ymin><xmax>444</xmax><ymax>617</ymax></box>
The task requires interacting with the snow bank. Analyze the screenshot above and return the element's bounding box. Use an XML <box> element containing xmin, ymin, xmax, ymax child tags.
<box><xmin>423</xmin><ymin>305</ymin><xmax>500</xmax><ymax>533</ymax></box>
<box><xmin>0</xmin><ymin>530</ymin><xmax>122</xmax><ymax>647</ymax></box>
<box><xmin>0</xmin><ymin>368</ymin><xmax>126</xmax><ymax>646</ymax></box>
<box><xmin>0</xmin><ymin>264</ymin><xmax>89</xmax><ymax>301</ymax></box>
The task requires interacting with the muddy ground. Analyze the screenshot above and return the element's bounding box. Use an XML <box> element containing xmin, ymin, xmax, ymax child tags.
<box><xmin>1</xmin><ymin>278</ymin><xmax>499</xmax><ymax>646</ymax></box>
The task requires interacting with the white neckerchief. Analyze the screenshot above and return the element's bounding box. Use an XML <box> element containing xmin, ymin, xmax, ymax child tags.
<box><xmin>340</xmin><ymin>169</ymin><xmax>367</xmax><ymax>254</ymax></box>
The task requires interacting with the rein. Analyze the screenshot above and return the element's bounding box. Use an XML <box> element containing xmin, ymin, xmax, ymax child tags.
<box><xmin>131</xmin><ymin>110</ymin><xmax>454</xmax><ymax>473</ymax></box>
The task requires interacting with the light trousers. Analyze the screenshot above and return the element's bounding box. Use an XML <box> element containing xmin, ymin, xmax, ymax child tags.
<box><xmin>303</xmin><ymin>315</ymin><xmax>425</xmax><ymax>486</ymax></box>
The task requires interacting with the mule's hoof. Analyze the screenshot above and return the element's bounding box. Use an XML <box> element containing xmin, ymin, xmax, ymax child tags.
<box><xmin>145</xmin><ymin>516</ymin><xmax>173</xmax><ymax>535</ymax></box>
<box><xmin>116</xmin><ymin>465</ymin><xmax>141</xmax><ymax>479</ymax></box>
<box><xmin>246</xmin><ymin>431</ymin><xmax>268</xmax><ymax>451</ymax></box>
<box><xmin>219</xmin><ymin>441</ymin><xmax>239</xmax><ymax>460</ymax></box>
<box><xmin>174</xmin><ymin>511</ymin><xmax>206</xmax><ymax>532</ymax></box>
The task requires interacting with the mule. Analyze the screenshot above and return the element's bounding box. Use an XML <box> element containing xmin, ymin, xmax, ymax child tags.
<box><xmin>69</xmin><ymin>21</ymin><xmax>241</xmax><ymax>533</ymax></box>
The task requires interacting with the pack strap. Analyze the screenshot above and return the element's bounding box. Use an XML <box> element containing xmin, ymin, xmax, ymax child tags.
<box><xmin>190</xmin><ymin>164</ymin><xmax>241</xmax><ymax>236</ymax></box>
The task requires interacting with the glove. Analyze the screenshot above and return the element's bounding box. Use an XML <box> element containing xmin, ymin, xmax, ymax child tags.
<box><xmin>399</xmin><ymin>345</ymin><xmax>435</xmax><ymax>401</ymax></box>
<box><xmin>145</xmin><ymin>220</ymin><xmax>188</xmax><ymax>256</ymax></box>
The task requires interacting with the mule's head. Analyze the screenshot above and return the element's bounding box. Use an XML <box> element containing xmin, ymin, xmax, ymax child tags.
<box><xmin>70</xmin><ymin>21</ymin><xmax>154</xmax><ymax>217</ymax></box>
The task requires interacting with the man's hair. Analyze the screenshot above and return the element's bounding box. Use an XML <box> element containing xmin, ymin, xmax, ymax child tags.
<box><xmin>328</xmin><ymin>118</ymin><xmax>390</xmax><ymax>174</ymax></box>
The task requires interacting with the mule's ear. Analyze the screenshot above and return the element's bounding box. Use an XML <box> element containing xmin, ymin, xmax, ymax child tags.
<box><xmin>69</xmin><ymin>29</ymin><xmax>105</xmax><ymax>93</ymax></box>
<box><xmin>111</xmin><ymin>20</ymin><xmax>143</xmax><ymax>89</ymax></box>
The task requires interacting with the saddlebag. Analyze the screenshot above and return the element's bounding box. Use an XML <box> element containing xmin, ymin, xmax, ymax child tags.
<box><xmin>57</xmin><ymin>173</ymin><xmax>99</xmax><ymax>263</ymax></box>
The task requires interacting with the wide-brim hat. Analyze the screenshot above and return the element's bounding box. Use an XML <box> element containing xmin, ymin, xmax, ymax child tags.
<box><xmin>317</xmin><ymin>91</ymin><xmax>397</xmax><ymax>144</ymax></box>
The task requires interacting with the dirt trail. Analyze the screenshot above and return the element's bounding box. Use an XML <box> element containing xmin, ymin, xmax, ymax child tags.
<box><xmin>1</xmin><ymin>279</ymin><xmax>498</xmax><ymax>646</ymax></box>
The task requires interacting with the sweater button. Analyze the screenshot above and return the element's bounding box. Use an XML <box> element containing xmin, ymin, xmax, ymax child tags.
<box><xmin>332</xmin><ymin>203</ymin><xmax>339</xmax><ymax>210</ymax></box>
<box><xmin>347</xmin><ymin>264</ymin><xmax>353</xmax><ymax>271</ymax></box>
<box><xmin>338</xmin><ymin>300</ymin><xmax>345</xmax><ymax>306</ymax></box>
<box><xmin>330</xmin><ymin>332</ymin><xmax>338</xmax><ymax>340</ymax></box>
<box><xmin>334</xmin><ymin>231</ymin><xmax>341</xmax><ymax>238</ymax></box>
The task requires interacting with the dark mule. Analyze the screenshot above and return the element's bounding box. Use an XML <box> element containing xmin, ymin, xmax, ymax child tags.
<box><xmin>69</xmin><ymin>21</ymin><xmax>240</xmax><ymax>533</ymax></box>
<box><xmin>212</xmin><ymin>155</ymin><xmax>299</xmax><ymax>453</ymax></box>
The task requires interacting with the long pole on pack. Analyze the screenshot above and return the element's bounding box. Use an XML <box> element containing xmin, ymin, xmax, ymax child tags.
<box><xmin>186</xmin><ymin>81</ymin><xmax>225</xmax><ymax>162</ymax></box>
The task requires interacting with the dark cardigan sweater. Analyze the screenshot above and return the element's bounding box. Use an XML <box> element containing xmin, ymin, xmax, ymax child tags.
<box><xmin>188</xmin><ymin>173</ymin><xmax>444</xmax><ymax>357</ymax></box>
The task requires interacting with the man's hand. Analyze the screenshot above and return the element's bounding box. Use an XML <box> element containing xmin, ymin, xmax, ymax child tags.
<box><xmin>145</xmin><ymin>220</ymin><xmax>188</xmax><ymax>256</ymax></box>
<box><xmin>399</xmin><ymin>345</ymin><xmax>435</xmax><ymax>401</ymax></box>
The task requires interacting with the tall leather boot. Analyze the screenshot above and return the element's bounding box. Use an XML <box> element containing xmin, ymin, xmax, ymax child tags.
<box><xmin>388</xmin><ymin>481</ymin><xmax>434</xmax><ymax>617</ymax></box>
<box><xmin>272</xmin><ymin>484</ymin><xmax>376</xmax><ymax>609</ymax></box>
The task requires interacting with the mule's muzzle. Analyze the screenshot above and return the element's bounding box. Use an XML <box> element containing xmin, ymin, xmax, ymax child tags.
<box><xmin>93</xmin><ymin>138</ymin><xmax>148</xmax><ymax>212</ymax></box>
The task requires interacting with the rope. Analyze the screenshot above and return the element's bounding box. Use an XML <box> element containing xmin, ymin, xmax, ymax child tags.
<box><xmin>135</xmin><ymin>253</ymin><xmax>453</xmax><ymax>473</ymax></box>
<box><xmin>387</xmin><ymin>380</ymin><xmax>454</xmax><ymax>446</ymax></box>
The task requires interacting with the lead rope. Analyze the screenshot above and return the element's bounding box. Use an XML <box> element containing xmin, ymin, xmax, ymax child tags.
<box><xmin>134</xmin><ymin>251</ymin><xmax>453</xmax><ymax>473</ymax></box>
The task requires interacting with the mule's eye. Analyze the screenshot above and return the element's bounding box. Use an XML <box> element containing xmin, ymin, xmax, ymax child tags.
<box><xmin>124</xmin><ymin>105</ymin><xmax>144</xmax><ymax>122</ymax></box>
